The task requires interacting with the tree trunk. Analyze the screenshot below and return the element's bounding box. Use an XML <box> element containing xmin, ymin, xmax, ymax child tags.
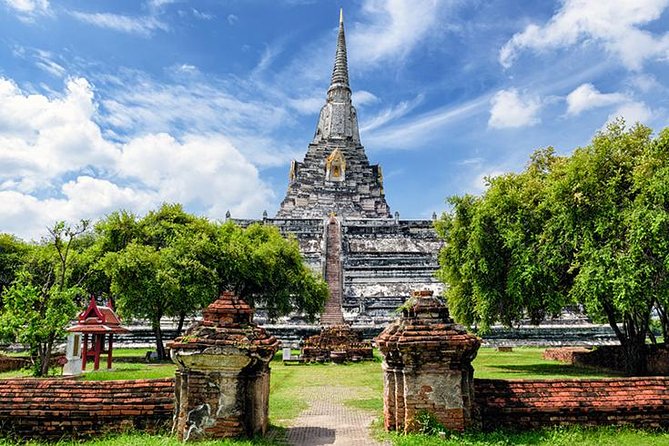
<box><xmin>620</xmin><ymin>334</ymin><xmax>648</xmax><ymax>376</ymax></box>
<box><xmin>153</xmin><ymin>319</ymin><xmax>166</xmax><ymax>360</ymax></box>
<box><xmin>38</xmin><ymin>335</ymin><xmax>54</xmax><ymax>377</ymax></box>
<box><xmin>603</xmin><ymin>304</ymin><xmax>649</xmax><ymax>376</ymax></box>
<box><xmin>176</xmin><ymin>312</ymin><xmax>186</xmax><ymax>335</ymax></box>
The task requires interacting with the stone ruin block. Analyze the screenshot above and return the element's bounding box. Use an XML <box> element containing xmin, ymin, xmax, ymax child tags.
<box><xmin>168</xmin><ymin>292</ymin><xmax>279</xmax><ymax>441</ymax></box>
<box><xmin>301</xmin><ymin>324</ymin><xmax>373</xmax><ymax>363</ymax></box>
<box><xmin>376</xmin><ymin>290</ymin><xmax>480</xmax><ymax>433</ymax></box>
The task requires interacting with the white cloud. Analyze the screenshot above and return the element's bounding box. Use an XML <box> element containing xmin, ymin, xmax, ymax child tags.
<box><xmin>360</xmin><ymin>94</ymin><xmax>423</xmax><ymax>133</ymax></box>
<box><xmin>117</xmin><ymin>133</ymin><xmax>273</xmax><ymax>217</ymax></box>
<box><xmin>227</xmin><ymin>13</ymin><xmax>238</xmax><ymax>25</ymax></box>
<box><xmin>365</xmin><ymin>94</ymin><xmax>488</xmax><ymax>149</ymax></box>
<box><xmin>629</xmin><ymin>74</ymin><xmax>666</xmax><ymax>93</ymax></box>
<box><xmin>566</xmin><ymin>83</ymin><xmax>628</xmax><ymax>115</ymax></box>
<box><xmin>500</xmin><ymin>0</ymin><xmax>669</xmax><ymax>70</ymax></box>
<box><xmin>352</xmin><ymin>90</ymin><xmax>379</xmax><ymax>107</ymax></box>
<box><xmin>488</xmin><ymin>89</ymin><xmax>542</xmax><ymax>129</ymax></box>
<box><xmin>192</xmin><ymin>9</ymin><xmax>214</xmax><ymax>20</ymax></box>
<box><xmin>97</xmin><ymin>71</ymin><xmax>296</xmax><ymax>167</ymax></box>
<box><xmin>3</xmin><ymin>0</ymin><xmax>48</xmax><ymax>14</ymax></box>
<box><xmin>0</xmin><ymin>77</ymin><xmax>275</xmax><ymax>240</ymax></box>
<box><xmin>607</xmin><ymin>101</ymin><xmax>652</xmax><ymax>126</ymax></box>
<box><xmin>70</xmin><ymin>11</ymin><xmax>169</xmax><ymax>37</ymax></box>
<box><xmin>0</xmin><ymin>77</ymin><xmax>118</xmax><ymax>192</ymax></box>
<box><xmin>349</xmin><ymin>0</ymin><xmax>449</xmax><ymax>66</ymax></box>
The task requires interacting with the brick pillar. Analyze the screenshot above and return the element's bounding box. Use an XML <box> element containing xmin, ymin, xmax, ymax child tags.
<box><xmin>168</xmin><ymin>292</ymin><xmax>279</xmax><ymax>441</ymax></box>
<box><xmin>376</xmin><ymin>290</ymin><xmax>480</xmax><ymax>433</ymax></box>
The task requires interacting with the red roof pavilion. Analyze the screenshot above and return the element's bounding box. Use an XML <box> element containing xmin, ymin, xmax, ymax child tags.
<box><xmin>67</xmin><ymin>296</ymin><xmax>129</xmax><ymax>371</ymax></box>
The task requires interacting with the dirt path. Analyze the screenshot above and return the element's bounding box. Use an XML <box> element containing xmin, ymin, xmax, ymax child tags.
<box><xmin>283</xmin><ymin>385</ymin><xmax>389</xmax><ymax>446</ymax></box>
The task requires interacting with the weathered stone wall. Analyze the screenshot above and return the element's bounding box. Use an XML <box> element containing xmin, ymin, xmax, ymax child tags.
<box><xmin>342</xmin><ymin>219</ymin><xmax>443</xmax><ymax>322</ymax></box>
<box><xmin>235</xmin><ymin>217</ymin><xmax>443</xmax><ymax>324</ymax></box>
<box><xmin>475</xmin><ymin>377</ymin><xmax>669</xmax><ymax>430</ymax></box>
<box><xmin>0</xmin><ymin>378</ymin><xmax>174</xmax><ymax>440</ymax></box>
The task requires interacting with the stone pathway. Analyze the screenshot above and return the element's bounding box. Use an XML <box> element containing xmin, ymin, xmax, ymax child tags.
<box><xmin>284</xmin><ymin>386</ymin><xmax>389</xmax><ymax>446</ymax></box>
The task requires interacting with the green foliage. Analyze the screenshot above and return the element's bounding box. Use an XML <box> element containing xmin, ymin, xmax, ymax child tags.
<box><xmin>96</xmin><ymin>204</ymin><xmax>328</xmax><ymax>358</ymax></box>
<box><xmin>437</xmin><ymin>122</ymin><xmax>669</xmax><ymax>375</ymax></box>
<box><xmin>0</xmin><ymin>221</ymin><xmax>89</xmax><ymax>376</ymax></box>
<box><xmin>0</xmin><ymin>234</ymin><xmax>29</xmax><ymax>300</ymax></box>
<box><xmin>410</xmin><ymin>411</ymin><xmax>446</xmax><ymax>435</ymax></box>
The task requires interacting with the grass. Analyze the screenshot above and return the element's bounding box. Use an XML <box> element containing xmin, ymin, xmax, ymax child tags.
<box><xmin>79</xmin><ymin>362</ymin><xmax>176</xmax><ymax>381</ymax></box>
<box><xmin>2</xmin><ymin>426</ymin><xmax>667</xmax><ymax>446</ymax></box>
<box><xmin>380</xmin><ymin>425</ymin><xmax>669</xmax><ymax>445</ymax></box>
<box><xmin>0</xmin><ymin>431</ymin><xmax>285</xmax><ymax>446</ymax></box>
<box><xmin>269</xmin><ymin>352</ymin><xmax>383</xmax><ymax>425</ymax></box>
<box><xmin>472</xmin><ymin>347</ymin><xmax>622</xmax><ymax>379</ymax></box>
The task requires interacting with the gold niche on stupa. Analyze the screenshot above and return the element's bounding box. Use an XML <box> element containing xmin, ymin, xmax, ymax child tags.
<box><xmin>325</xmin><ymin>148</ymin><xmax>346</xmax><ymax>182</ymax></box>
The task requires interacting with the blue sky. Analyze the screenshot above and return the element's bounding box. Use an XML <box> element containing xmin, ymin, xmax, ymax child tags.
<box><xmin>0</xmin><ymin>0</ymin><xmax>668</xmax><ymax>239</ymax></box>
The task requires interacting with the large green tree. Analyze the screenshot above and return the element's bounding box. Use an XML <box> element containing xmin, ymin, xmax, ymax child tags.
<box><xmin>438</xmin><ymin>122</ymin><xmax>669</xmax><ymax>375</ymax></box>
<box><xmin>98</xmin><ymin>204</ymin><xmax>328</xmax><ymax>359</ymax></box>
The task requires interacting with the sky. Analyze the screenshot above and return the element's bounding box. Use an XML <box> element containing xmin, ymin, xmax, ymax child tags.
<box><xmin>0</xmin><ymin>0</ymin><xmax>668</xmax><ymax>240</ymax></box>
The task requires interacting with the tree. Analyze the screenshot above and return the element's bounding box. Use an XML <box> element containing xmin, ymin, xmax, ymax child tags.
<box><xmin>98</xmin><ymin>204</ymin><xmax>328</xmax><ymax>359</ymax></box>
<box><xmin>0</xmin><ymin>221</ymin><xmax>89</xmax><ymax>376</ymax></box>
<box><xmin>437</xmin><ymin>148</ymin><xmax>571</xmax><ymax>330</ymax></box>
<box><xmin>437</xmin><ymin>122</ymin><xmax>669</xmax><ymax>375</ymax></box>
<box><xmin>214</xmin><ymin>222</ymin><xmax>328</xmax><ymax>319</ymax></box>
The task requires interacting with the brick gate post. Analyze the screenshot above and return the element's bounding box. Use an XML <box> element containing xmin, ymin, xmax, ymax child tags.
<box><xmin>376</xmin><ymin>290</ymin><xmax>480</xmax><ymax>433</ymax></box>
<box><xmin>169</xmin><ymin>292</ymin><xmax>279</xmax><ymax>441</ymax></box>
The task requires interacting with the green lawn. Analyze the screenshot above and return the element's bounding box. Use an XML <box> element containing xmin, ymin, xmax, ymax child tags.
<box><xmin>381</xmin><ymin>426</ymin><xmax>669</xmax><ymax>446</ymax></box>
<box><xmin>472</xmin><ymin>346</ymin><xmax>623</xmax><ymax>379</ymax></box>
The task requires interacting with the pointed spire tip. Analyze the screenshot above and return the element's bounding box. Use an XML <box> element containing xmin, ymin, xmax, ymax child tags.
<box><xmin>339</xmin><ymin>8</ymin><xmax>343</xmax><ymax>24</ymax></box>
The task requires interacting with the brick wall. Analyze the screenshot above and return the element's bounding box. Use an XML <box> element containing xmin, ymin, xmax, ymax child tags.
<box><xmin>544</xmin><ymin>345</ymin><xmax>669</xmax><ymax>375</ymax></box>
<box><xmin>0</xmin><ymin>355</ymin><xmax>31</xmax><ymax>373</ymax></box>
<box><xmin>0</xmin><ymin>378</ymin><xmax>174</xmax><ymax>440</ymax></box>
<box><xmin>475</xmin><ymin>377</ymin><xmax>669</xmax><ymax>430</ymax></box>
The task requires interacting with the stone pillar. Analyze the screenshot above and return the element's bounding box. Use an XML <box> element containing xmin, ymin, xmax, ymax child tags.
<box><xmin>63</xmin><ymin>333</ymin><xmax>82</xmax><ymax>376</ymax></box>
<box><xmin>168</xmin><ymin>292</ymin><xmax>279</xmax><ymax>441</ymax></box>
<box><xmin>376</xmin><ymin>290</ymin><xmax>480</xmax><ymax>433</ymax></box>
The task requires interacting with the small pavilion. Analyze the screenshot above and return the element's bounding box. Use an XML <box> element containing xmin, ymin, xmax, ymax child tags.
<box><xmin>67</xmin><ymin>297</ymin><xmax>129</xmax><ymax>371</ymax></box>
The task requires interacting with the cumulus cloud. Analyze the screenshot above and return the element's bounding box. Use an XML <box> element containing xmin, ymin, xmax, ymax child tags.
<box><xmin>117</xmin><ymin>133</ymin><xmax>273</xmax><ymax>218</ymax></box>
<box><xmin>0</xmin><ymin>77</ymin><xmax>274</xmax><ymax>240</ymax></box>
<box><xmin>488</xmin><ymin>89</ymin><xmax>542</xmax><ymax>129</ymax></box>
<box><xmin>0</xmin><ymin>77</ymin><xmax>118</xmax><ymax>192</ymax></box>
<box><xmin>566</xmin><ymin>83</ymin><xmax>628</xmax><ymax>115</ymax></box>
<box><xmin>500</xmin><ymin>0</ymin><xmax>669</xmax><ymax>70</ymax></box>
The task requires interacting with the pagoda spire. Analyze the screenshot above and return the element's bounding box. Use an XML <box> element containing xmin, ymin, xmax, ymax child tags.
<box><xmin>328</xmin><ymin>8</ymin><xmax>350</xmax><ymax>96</ymax></box>
<box><xmin>311</xmin><ymin>9</ymin><xmax>360</xmax><ymax>143</ymax></box>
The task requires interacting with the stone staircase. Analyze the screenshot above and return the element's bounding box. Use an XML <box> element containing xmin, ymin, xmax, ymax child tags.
<box><xmin>322</xmin><ymin>217</ymin><xmax>345</xmax><ymax>325</ymax></box>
